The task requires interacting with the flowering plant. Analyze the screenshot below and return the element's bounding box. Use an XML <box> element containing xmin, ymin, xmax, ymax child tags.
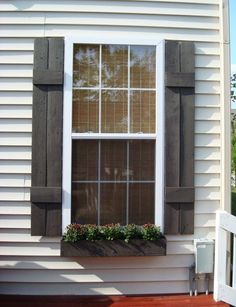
<box><xmin>63</xmin><ymin>223</ymin><xmax>163</xmax><ymax>242</ymax></box>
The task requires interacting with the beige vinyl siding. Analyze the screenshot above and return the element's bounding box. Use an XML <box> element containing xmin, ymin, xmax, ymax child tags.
<box><xmin>0</xmin><ymin>0</ymin><xmax>222</xmax><ymax>295</ymax></box>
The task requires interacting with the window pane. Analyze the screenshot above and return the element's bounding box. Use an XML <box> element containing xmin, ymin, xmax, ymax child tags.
<box><xmin>130</xmin><ymin>90</ymin><xmax>156</xmax><ymax>133</ymax></box>
<box><xmin>102</xmin><ymin>45</ymin><xmax>128</xmax><ymax>88</ymax></box>
<box><xmin>72</xmin><ymin>140</ymin><xmax>98</xmax><ymax>181</ymax></box>
<box><xmin>72</xmin><ymin>183</ymin><xmax>98</xmax><ymax>224</ymax></box>
<box><xmin>129</xmin><ymin>140</ymin><xmax>155</xmax><ymax>181</ymax></box>
<box><xmin>129</xmin><ymin>183</ymin><xmax>154</xmax><ymax>225</ymax></box>
<box><xmin>130</xmin><ymin>46</ymin><xmax>156</xmax><ymax>88</ymax></box>
<box><xmin>72</xmin><ymin>90</ymin><xmax>99</xmax><ymax>133</ymax></box>
<box><xmin>100</xmin><ymin>183</ymin><xmax>126</xmax><ymax>225</ymax></box>
<box><xmin>100</xmin><ymin>140</ymin><xmax>127</xmax><ymax>181</ymax></box>
<box><xmin>101</xmin><ymin>90</ymin><xmax>128</xmax><ymax>133</ymax></box>
<box><xmin>73</xmin><ymin>44</ymin><xmax>99</xmax><ymax>87</ymax></box>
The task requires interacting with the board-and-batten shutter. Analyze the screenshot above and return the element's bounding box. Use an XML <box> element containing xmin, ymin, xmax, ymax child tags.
<box><xmin>31</xmin><ymin>38</ymin><xmax>64</xmax><ymax>236</ymax></box>
<box><xmin>164</xmin><ymin>40</ymin><xmax>195</xmax><ymax>234</ymax></box>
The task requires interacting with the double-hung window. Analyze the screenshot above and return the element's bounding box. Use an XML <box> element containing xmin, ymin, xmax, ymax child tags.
<box><xmin>63</xmin><ymin>36</ymin><xmax>164</xmax><ymax>231</ymax></box>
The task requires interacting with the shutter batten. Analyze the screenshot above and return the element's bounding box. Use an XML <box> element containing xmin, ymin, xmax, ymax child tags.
<box><xmin>31</xmin><ymin>38</ymin><xmax>64</xmax><ymax>236</ymax></box>
<box><xmin>164</xmin><ymin>40</ymin><xmax>195</xmax><ymax>235</ymax></box>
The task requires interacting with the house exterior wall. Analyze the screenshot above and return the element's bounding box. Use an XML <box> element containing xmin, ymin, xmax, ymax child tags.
<box><xmin>0</xmin><ymin>0</ymin><xmax>229</xmax><ymax>295</ymax></box>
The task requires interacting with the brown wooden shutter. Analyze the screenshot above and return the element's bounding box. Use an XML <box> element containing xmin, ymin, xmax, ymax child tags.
<box><xmin>164</xmin><ymin>40</ymin><xmax>195</xmax><ymax>234</ymax></box>
<box><xmin>31</xmin><ymin>38</ymin><xmax>64</xmax><ymax>236</ymax></box>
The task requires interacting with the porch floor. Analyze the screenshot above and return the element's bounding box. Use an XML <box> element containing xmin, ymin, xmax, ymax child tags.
<box><xmin>0</xmin><ymin>294</ymin><xmax>229</xmax><ymax>307</ymax></box>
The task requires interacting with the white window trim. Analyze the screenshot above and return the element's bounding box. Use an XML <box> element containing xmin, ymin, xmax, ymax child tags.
<box><xmin>62</xmin><ymin>34</ymin><xmax>165</xmax><ymax>233</ymax></box>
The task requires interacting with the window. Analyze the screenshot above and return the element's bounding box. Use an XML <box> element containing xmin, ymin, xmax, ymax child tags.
<box><xmin>63</xmin><ymin>36</ymin><xmax>164</xmax><ymax>231</ymax></box>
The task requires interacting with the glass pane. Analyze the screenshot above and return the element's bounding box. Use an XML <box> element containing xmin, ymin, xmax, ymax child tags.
<box><xmin>102</xmin><ymin>45</ymin><xmax>128</xmax><ymax>88</ymax></box>
<box><xmin>73</xmin><ymin>44</ymin><xmax>99</xmax><ymax>87</ymax></box>
<box><xmin>100</xmin><ymin>140</ymin><xmax>127</xmax><ymax>181</ymax></box>
<box><xmin>72</xmin><ymin>90</ymin><xmax>99</xmax><ymax>133</ymax></box>
<box><xmin>101</xmin><ymin>90</ymin><xmax>128</xmax><ymax>133</ymax></box>
<box><xmin>130</xmin><ymin>90</ymin><xmax>155</xmax><ymax>133</ymax></box>
<box><xmin>129</xmin><ymin>140</ymin><xmax>155</xmax><ymax>181</ymax></box>
<box><xmin>100</xmin><ymin>183</ymin><xmax>126</xmax><ymax>225</ymax></box>
<box><xmin>72</xmin><ymin>140</ymin><xmax>98</xmax><ymax>181</ymax></box>
<box><xmin>129</xmin><ymin>183</ymin><xmax>154</xmax><ymax>225</ymax></box>
<box><xmin>130</xmin><ymin>46</ymin><xmax>156</xmax><ymax>88</ymax></box>
<box><xmin>72</xmin><ymin>183</ymin><xmax>98</xmax><ymax>224</ymax></box>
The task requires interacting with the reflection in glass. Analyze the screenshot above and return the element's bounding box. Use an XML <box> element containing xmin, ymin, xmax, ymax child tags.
<box><xmin>72</xmin><ymin>90</ymin><xmax>99</xmax><ymax>133</ymax></box>
<box><xmin>100</xmin><ymin>140</ymin><xmax>127</xmax><ymax>181</ymax></box>
<box><xmin>72</xmin><ymin>140</ymin><xmax>98</xmax><ymax>181</ymax></box>
<box><xmin>129</xmin><ymin>183</ymin><xmax>154</xmax><ymax>225</ymax></box>
<box><xmin>130</xmin><ymin>46</ymin><xmax>156</xmax><ymax>88</ymax></box>
<box><xmin>101</xmin><ymin>90</ymin><xmax>128</xmax><ymax>133</ymax></box>
<box><xmin>102</xmin><ymin>45</ymin><xmax>128</xmax><ymax>88</ymax></box>
<box><xmin>130</xmin><ymin>90</ymin><xmax>155</xmax><ymax>133</ymax></box>
<box><xmin>129</xmin><ymin>140</ymin><xmax>155</xmax><ymax>181</ymax></box>
<box><xmin>72</xmin><ymin>183</ymin><xmax>98</xmax><ymax>224</ymax></box>
<box><xmin>73</xmin><ymin>44</ymin><xmax>99</xmax><ymax>87</ymax></box>
<box><xmin>100</xmin><ymin>183</ymin><xmax>126</xmax><ymax>225</ymax></box>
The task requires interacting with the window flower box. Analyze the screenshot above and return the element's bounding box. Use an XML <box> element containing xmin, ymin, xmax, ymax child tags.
<box><xmin>60</xmin><ymin>223</ymin><xmax>166</xmax><ymax>257</ymax></box>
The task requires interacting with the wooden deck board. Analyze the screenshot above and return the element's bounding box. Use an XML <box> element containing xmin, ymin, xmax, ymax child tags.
<box><xmin>0</xmin><ymin>294</ymin><xmax>229</xmax><ymax>307</ymax></box>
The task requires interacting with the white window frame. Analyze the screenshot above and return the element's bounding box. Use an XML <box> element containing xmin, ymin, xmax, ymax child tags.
<box><xmin>62</xmin><ymin>34</ymin><xmax>165</xmax><ymax>233</ymax></box>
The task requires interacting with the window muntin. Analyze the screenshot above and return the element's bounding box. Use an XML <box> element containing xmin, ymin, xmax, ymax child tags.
<box><xmin>71</xmin><ymin>43</ymin><xmax>157</xmax><ymax>226</ymax></box>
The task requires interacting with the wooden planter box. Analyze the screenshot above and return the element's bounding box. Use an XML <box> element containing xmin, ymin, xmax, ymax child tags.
<box><xmin>61</xmin><ymin>237</ymin><xmax>166</xmax><ymax>257</ymax></box>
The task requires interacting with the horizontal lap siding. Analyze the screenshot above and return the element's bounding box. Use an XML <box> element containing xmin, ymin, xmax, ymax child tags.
<box><xmin>0</xmin><ymin>0</ymin><xmax>221</xmax><ymax>295</ymax></box>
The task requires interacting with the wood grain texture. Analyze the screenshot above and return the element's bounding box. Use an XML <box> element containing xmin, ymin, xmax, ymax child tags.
<box><xmin>61</xmin><ymin>239</ymin><xmax>167</xmax><ymax>257</ymax></box>
<box><xmin>0</xmin><ymin>294</ymin><xmax>229</xmax><ymax>307</ymax></box>
<box><xmin>164</xmin><ymin>40</ymin><xmax>195</xmax><ymax>235</ymax></box>
<box><xmin>31</xmin><ymin>37</ymin><xmax>64</xmax><ymax>236</ymax></box>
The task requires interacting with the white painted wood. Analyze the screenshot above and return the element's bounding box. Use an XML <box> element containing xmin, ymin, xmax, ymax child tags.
<box><xmin>195</xmin><ymin>213</ymin><xmax>215</xmax><ymax>227</ymax></box>
<box><xmin>0</xmin><ymin>51</ymin><xmax>33</xmax><ymax>64</ymax></box>
<box><xmin>195</xmin><ymin>68</ymin><xmax>220</xmax><ymax>81</ymax></box>
<box><xmin>0</xmin><ymin>133</ymin><xmax>31</xmax><ymax>146</ymax></box>
<box><xmin>0</xmin><ymin>65</ymin><xmax>33</xmax><ymax>77</ymax></box>
<box><xmin>0</xmin><ymin>243</ymin><xmax>60</xmax><ymax>256</ymax></box>
<box><xmin>0</xmin><ymin>147</ymin><xmax>31</xmax><ymax>160</ymax></box>
<box><xmin>0</xmin><ymin>106</ymin><xmax>32</xmax><ymax>119</ymax></box>
<box><xmin>195</xmin><ymin>42</ymin><xmax>220</xmax><ymax>55</ymax></box>
<box><xmin>195</xmin><ymin>187</ymin><xmax>220</xmax><ymax>201</ymax></box>
<box><xmin>0</xmin><ymin>78</ymin><xmax>32</xmax><ymax>92</ymax></box>
<box><xmin>195</xmin><ymin>134</ymin><xmax>220</xmax><ymax>147</ymax></box>
<box><xmin>194</xmin><ymin>200</ymin><xmax>220</xmax><ymax>214</ymax></box>
<box><xmin>233</xmin><ymin>235</ymin><xmax>236</xmax><ymax>289</ymax></box>
<box><xmin>195</xmin><ymin>120</ymin><xmax>220</xmax><ymax>134</ymax></box>
<box><xmin>195</xmin><ymin>174</ymin><xmax>220</xmax><ymax>187</ymax></box>
<box><xmin>195</xmin><ymin>94</ymin><xmax>220</xmax><ymax>107</ymax></box>
<box><xmin>0</xmin><ymin>267</ymin><xmax>189</xmax><ymax>283</ymax></box>
<box><xmin>195</xmin><ymin>161</ymin><xmax>220</xmax><ymax>173</ymax></box>
<box><xmin>0</xmin><ymin>215</ymin><xmax>30</xmax><ymax>229</ymax></box>
<box><xmin>0</xmin><ymin>281</ymin><xmax>189</xmax><ymax>295</ymax></box>
<box><xmin>195</xmin><ymin>147</ymin><xmax>220</xmax><ymax>160</ymax></box>
<box><xmin>0</xmin><ymin>38</ymin><xmax>34</xmax><ymax>51</ymax></box>
<box><xmin>195</xmin><ymin>81</ymin><xmax>220</xmax><ymax>94</ymax></box>
<box><xmin>0</xmin><ymin>119</ymin><xmax>32</xmax><ymax>133</ymax></box>
<box><xmin>0</xmin><ymin>202</ymin><xmax>30</xmax><ymax>215</ymax></box>
<box><xmin>214</xmin><ymin>211</ymin><xmax>233</xmax><ymax>303</ymax></box>
<box><xmin>195</xmin><ymin>107</ymin><xmax>220</xmax><ymax>120</ymax></box>
<box><xmin>0</xmin><ymin>174</ymin><xmax>31</xmax><ymax>187</ymax></box>
<box><xmin>196</xmin><ymin>55</ymin><xmax>220</xmax><ymax>68</ymax></box>
<box><xmin>0</xmin><ymin>254</ymin><xmax>194</xmax><ymax>269</ymax></box>
<box><xmin>0</xmin><ymin>1</ymin><xmax>219</xmax><ymax>17</ymax></box>
<box><xmin>0</xmin><ymin>187</ymin><xmax>30</xmax><ymax>201</ymax></box>
<box><xmin>0</xmin><ymin>161</ymin><xmax>31</xmax><ymax>174</ymax></box>
<box><xmin>0</xmin><ymin>92</ymin><xmax>32</xmax><ymax>105</ymax></box>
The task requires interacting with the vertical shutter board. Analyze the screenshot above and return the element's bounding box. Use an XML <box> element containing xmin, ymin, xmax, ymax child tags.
<box><xmin>164</xmin><ymin>40</ymin><xmax>195</xmax><ymax>235</ymax></box>
<box><xmin>179</xmin><ymin>42</ymin><xmax>195</xmax><ymax>234</ymax></box>
<box><xmin>45</xmin><ymin>204</ymin><xmax>62</xmax><ymax>236</ymax></box>
<box><xmin>45</xmin><ymin>38</ymin><xmax>64</xmax><ymax>236</ymax></box>
<box><xmin>31</xmin><ymin>203</ymin><xmax>46</xmax><ymax>236</ymax></box>
<box><xmin>31</xmin><ymin>37</ymin><xmax>64</xmax><ymax>237</ymax></box>
<box><xmin>47</xmin><ymin>38</ymin><xmax>64</xmax><ymax>187</ymax></box>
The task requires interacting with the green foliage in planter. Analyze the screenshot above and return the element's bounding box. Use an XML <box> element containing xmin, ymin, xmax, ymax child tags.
<box><xmin>63</xmin><ymin>223</ymin><xmax>163</xmax><ymax>243</ymax></box>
